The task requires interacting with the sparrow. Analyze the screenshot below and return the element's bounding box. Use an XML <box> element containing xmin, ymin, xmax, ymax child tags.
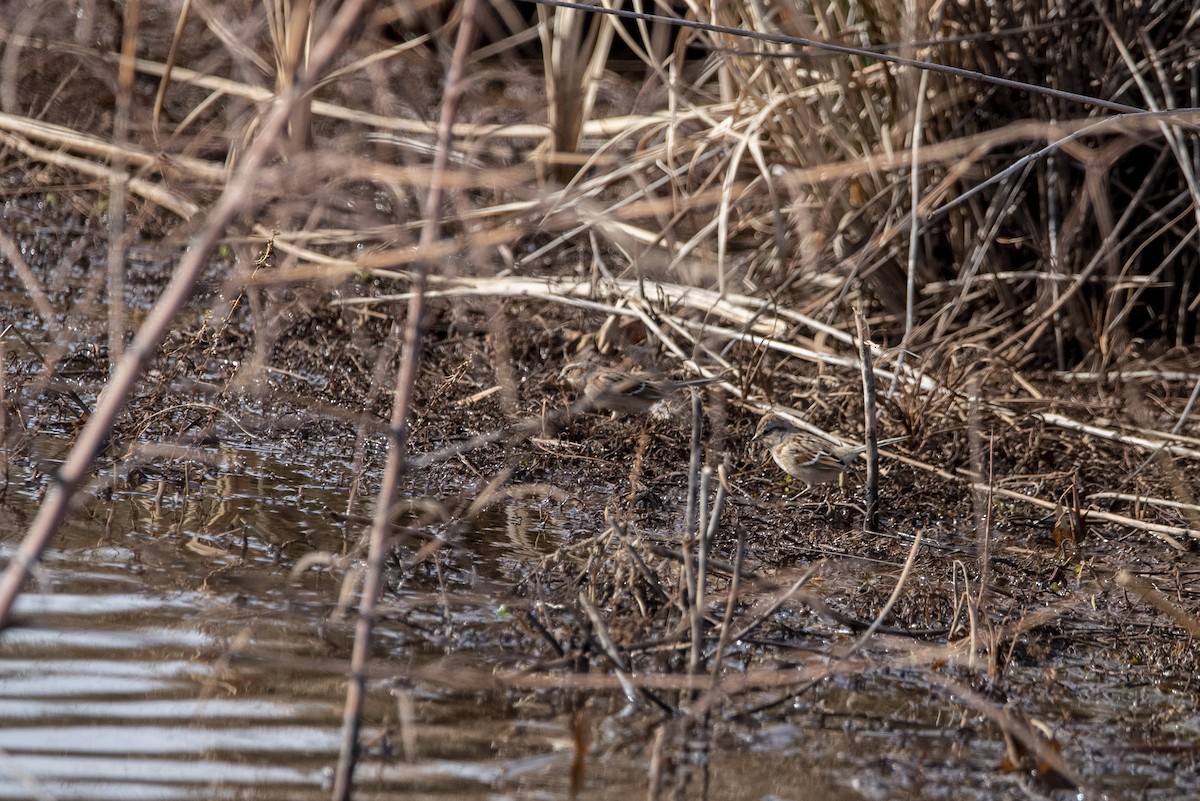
<box><xmin>559</xmin><ymin>362</ymin><xmax>721</xmax><ymax>415</ymax></box>
<box><xmin>753</xmin><ymin>413</ymin><xmax>904</xmax><ymax>488</ymax></box>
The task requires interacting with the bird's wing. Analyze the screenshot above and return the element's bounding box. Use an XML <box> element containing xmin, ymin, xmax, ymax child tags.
<box><xmin>589</xmin><ymin>372</ymin><xmax>665</xmax><ymax>402</ymax></box>
<box><xmin>780</xmin><ymin>438</ymin><xmax>849</xmax><ymax>471</ymax></box>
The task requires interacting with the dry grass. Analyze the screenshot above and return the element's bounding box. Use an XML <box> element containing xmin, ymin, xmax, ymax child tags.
<box><xmin>2</xmin><ymin>0</ymin><xmax>1200</xmax><ymax>796</ymax></box>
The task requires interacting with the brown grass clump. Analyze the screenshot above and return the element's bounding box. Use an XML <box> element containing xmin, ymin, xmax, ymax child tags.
<box><xmin>3</xmin><ymin>0</ymin><xmax>1200</xmax><ymax>797</ymax></box>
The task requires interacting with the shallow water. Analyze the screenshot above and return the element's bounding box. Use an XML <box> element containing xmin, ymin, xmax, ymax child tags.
<box><xmin>0</xmin><ymin>438</ymin><xmax>908</xmax><ymax>800</ymax></box>
<box><xmin>2</xmin><ymin>435</ymin><xmax>1198</xmax><ymax>800</ymax></box>
<box><xmin>0</xmin><ymin>442</ymin><xmax>589</xmax><ymax>800</ymax></box>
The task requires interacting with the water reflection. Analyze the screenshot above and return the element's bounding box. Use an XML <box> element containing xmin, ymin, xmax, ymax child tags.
<box><xmin>0</xmin><ymin>444</ymin><xmax>582</xmax><ymax>800</ymax></box>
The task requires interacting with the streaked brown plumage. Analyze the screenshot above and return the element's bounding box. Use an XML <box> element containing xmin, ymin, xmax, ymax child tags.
<box><xmin>753</xmin><ymin>413</ymin><xmax>903</xmax><ymax>488</ymax></box>
<box><xmin>560</xmin><ymin>363</ymin><xmax>720</xmax><ymax>415</ymax></box>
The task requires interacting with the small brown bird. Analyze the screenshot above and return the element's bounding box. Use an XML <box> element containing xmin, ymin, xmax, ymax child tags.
<box><xmin>560</xmin><ymin>362</ymin><xmax>721</xmax><ymax>415</ymax></box>
<box><xmin>753</xmin><ymin>413</ymin><xmax>904</xmax><ymax>488</ymax></box>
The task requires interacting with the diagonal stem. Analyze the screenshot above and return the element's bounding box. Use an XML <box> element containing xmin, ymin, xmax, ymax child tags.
<box><xmin>0</xmin><ymin>0</ymin><xmax>375</xmax><ymax>629</ymax></box>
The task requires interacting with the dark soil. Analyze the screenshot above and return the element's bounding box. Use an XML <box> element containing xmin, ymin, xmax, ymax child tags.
<box><xmin>3</xmin><ymin>3</ymin><xmax>1200</xmax><ymax>797</ymax></box>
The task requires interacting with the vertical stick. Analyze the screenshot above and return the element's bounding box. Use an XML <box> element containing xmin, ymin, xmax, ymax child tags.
<box><xmin>330</xmin><ymin>3</ymin><xmax>481</xmax><ymax>799</ymax></box>
<box><xmin>707</xmin><ymin>493</ymin><xmax>741</xmax><ymax>690</ymax></box>
<box><xmin>681</xmin><ymin>390</ymin><xmax>703</xmax><ymax>682</ymax></box>
<box><xmin>689</xmin><ymin>461</ymin><xmax>709</xmax><ymax>681</ymax></box>
<box><xmin>107</xmin><ymin>0</ymin><xmax>142</xmax><ymax>365</ymax></box>
<box><xmin>855</xmin><ymin>308</ymin><xmax>880</xmax><ymax>531</ymax></box>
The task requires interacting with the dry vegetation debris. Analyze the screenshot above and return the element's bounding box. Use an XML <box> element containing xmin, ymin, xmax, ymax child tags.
<box><xmin>2</xmin><ymin>0</ymin><xmax>1200</xmax><ymax>796</ymax></box>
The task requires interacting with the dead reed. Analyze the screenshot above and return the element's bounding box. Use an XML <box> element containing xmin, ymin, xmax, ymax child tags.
<box><xmin>2</xmin><ymin>0</ymin><xmax>1200</xmax><ymax>796</ymax></box>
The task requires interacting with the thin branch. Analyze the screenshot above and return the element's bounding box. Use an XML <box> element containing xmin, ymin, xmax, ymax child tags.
<box><xmin>0</xmin><ymin>0</ymin><xmax>378</xmax><ymax>629</ymax></box>
<box><xmin>331</xmin><ymin>2</ymin><xmax>481</xmax><ymax>798</ymax></box>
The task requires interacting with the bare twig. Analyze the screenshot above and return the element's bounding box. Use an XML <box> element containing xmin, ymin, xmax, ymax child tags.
<box><xmin>706</xmin><ymin>514</ymin><xmax>743</xmax><ymax>695</ymax></box>
<box><xmin>837</xmin><ymin>529</ymin><xmax>924</xmax><ymax>660</ymax></box>
<box><xmin>331</xmin><ymin>3</ymin><xmax>481</xmax><ymax>798</ymax></box>
<box><xmin>1115</xmin><ymin>569</ymin><xmax>1200</xmax><ymax>638</ymax></box>
<box><xmin>855</xmin><ymin>308</ymin><xmax>881</xmax><ymax>529</ymax></box>
<box><xmin>681</xmin><ymin>390</ymin><xmax>703</xmax><ymax>682</ymax></box>
<box><xmin>0</xmin><ymin>0</ymin><xmax>378</xmax><ymax>629</ymax></box>
<box><xmin>0</xmin><ymin>232</ymin><xmax>57</xmax><ymax>330</ymax></box>
<box><xmin>105</xmin><ymin>0</ymin><xmax>141</xmax><ymax>365</ymax></box>
<box><xmin>924</xmin><ymin>671</ymin><xmax>1085</xmax><ymax>792</ymax></box>
<box><xmin>523</xmin><ymin>0</ymin><xmax>1144</xmax><ymax>114</ymax></box>
<box><xmin>888</xmin><ymin>451</ymin><xmax>1198</xmax><ymax>549</ymax></box>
